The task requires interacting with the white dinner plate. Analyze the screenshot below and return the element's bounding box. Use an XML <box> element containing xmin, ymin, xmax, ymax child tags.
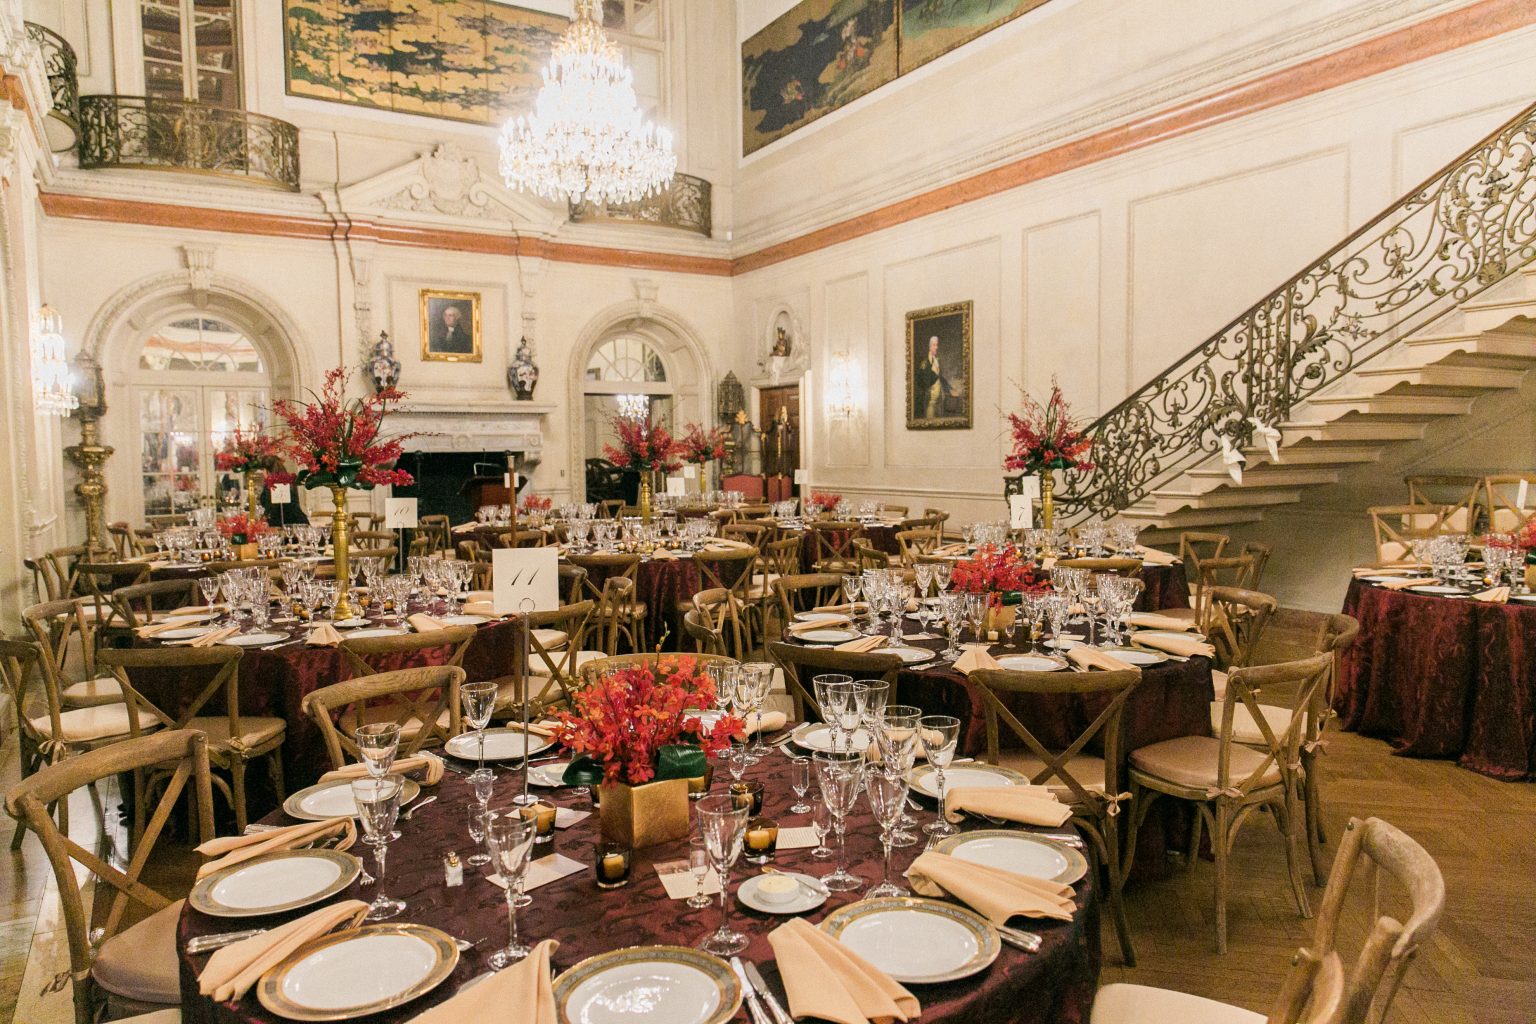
<box><xmin>347</xmin><ymin>627</ymin><xmax>410</xmax><ymax>639</ymax></box>
<box><xmin>995</xmin><ymin>654</ymin><xmax>1067</xmax><ymax>672</ymax></box>
<box><xmin>526</xmin><ymin>761</ymin><xmax>573</xmax><ymax>787</ymax></box>
<box><xmin>438</xmin><ymin>614</ymin><xmax>487</xmax><ymax>626</ymax></box>
<box><xmin>1098</xmin><ymin>645</ymin><xmax>1168</xmax><ymax>666</ymax></box>
<box><xmin>909</xmin><ymin>763</ymin><xmax>1026</xmax><ymax>799</ymax></box>
<box><xmin>1512</xmin><ymin>594</ymin><xmax>1536</xmax><ymax>603</ymax></box>
<box><xmin>821</xmin><ymin>898</ymin><xmax>999</xmax><ymax>984</ymax></box>
<box><xmin>792</xmin><ymin>628</ymin><xmax>863</xmax><ymax>644</ymax></box>
<box><xmin>191</xmin><ymin>849</ymin><xmax>360</xmax><ymax>917</ymax></box>
<box><xmin>884</xmin><ymin>646</ymin><xmax>936</xmax><ymax>665</ymax></box>
<box><xmin>445</xmin><ymin>728</ymin><xmax>553</xmax><ymax>762</ymax></box>
<box><xmin>1409</xmin><ymin>584</ymin><xmax>1467</xmax><ymax>595</ymax></box>
<box><xmin>1360</xmin><ymin>575</ymin><xmax>1422</xmax><ymax>584</ymax></box>
<box><xmin>334</xmin><ymin>618</ymin><xmax>370</xmax><ymax>628</ymax></box>
<box><xmin>554</xmin><ymin>946</ymin><xmax>742</xmax><ymax>1024</ymax></box>
<box><xmin>790</xmin><ymin>722</ymin><xmax>871</xmax><ymax>753</ymax></box>
<box><xmin>258</xmin><ymin>925</ymin><xmax>457</xmax><ymax>1020</ymax></box>
<box><xmin>1046</xmin><ymin>636</ymin><xmax>1084</xmax><ymax>650</ymax></box>
<box><xmin>738</xmin><ymin>872</ymin><xmax>827</xmax><ymax>915</ymax></box>
<box><xmin>936</xmin><ymin>829</ymin><xmax>1088</xmax><ymax>885</ymax></box>
<box><xmin>793</xmin><ymin>605</ymin><xmax>867</xmax><ymax>621</ymax></box>
<box><xmin>156</xmin><ymin>626</ymin><xmax>214</xmax><ymax>640</ymax></box>
<box><xmin>1132</xmin><ymin>630</ymin><xmax>1208</xmax><ymax>644</ymax></box>
<box><xmin>224</xmin><ymin>631</ymin><xmax>288</xmax><ymax>647</ymax></box>
<box><xmin>282</xmin><ymin>778</ymin><xmax>421</xmax><ymax>821</ymax></box>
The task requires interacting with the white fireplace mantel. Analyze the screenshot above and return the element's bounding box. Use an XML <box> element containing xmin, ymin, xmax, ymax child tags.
<box><xmin>395</xmin><ymin>401</ymin><xmax>556</xmax><ymax>459</ymax></box>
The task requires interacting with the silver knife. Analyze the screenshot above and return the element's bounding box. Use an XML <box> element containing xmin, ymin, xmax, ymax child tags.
<box><xmin>729</xmin><ymin>958</ymin><xmax>773</xmax><ymax>1024</ymax></box>
<box><xmin>743</xmin><ymin>961</ymin><xmax>795</xmax><ymax>1024</ymax></box>
<box><xmin>186</xmin><ymin>928</ymin><xmax>267</xmax><ymax>954</ymax></box>
<box><xmin>998</xmin><ymin>925</ymin><xmax>1043</xmax><ymax>953</ymax></box>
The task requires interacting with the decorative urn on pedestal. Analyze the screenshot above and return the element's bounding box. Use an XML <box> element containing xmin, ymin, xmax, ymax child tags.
<box><xmin>509</xmin><ymin>337</ymin><xmax>540</xmax><ymax>401</ymax></box>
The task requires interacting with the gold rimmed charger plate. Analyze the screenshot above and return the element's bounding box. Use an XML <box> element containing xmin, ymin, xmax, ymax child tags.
<box><xmin>283</xmin><ymin>777</ymin><xmax>421</xmax><ymax>822</ymax></box>
<box><xmin>553</xmin><ymin>945</ymin><xmax>742</xmax><ymax>1024</ymax></box>
<box><xmin>908</xmin><ymin>762</ymin><xmax>1027</xmax><ymax>799</ymax></box>
<box><xmin>256</xmin><ymin>923</ymin><xmax>458</xmax><ymax>1021</ymax></box>
<box><xmin>190</xmin><ymin>849</ymin><xmax>360</xmax><ymax>918</ymax></box>
<box><xmin>821</xmin><ymin>897</ymin><xmax>1000</xmax><ymax>984</ymax></box>
<box><xmin>936</xmin><ymin>829</ymin><xmax>1088</xmax><ymax>885</ymax></box>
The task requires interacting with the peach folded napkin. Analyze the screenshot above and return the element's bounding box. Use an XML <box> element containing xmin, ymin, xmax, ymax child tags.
<box><xmin>812</xmin><ymin>603</ymin><xmax>869</xmax><ymax>616</ymax></box>
<box><xmin>408</xmin><ymin>613</ymin><xmax>449</xmax><ymax>632</ymax></box>
<box><xmin>198</xmin><ymin>900</ymin><xmax>369</xmax><ymax>1002</ymax></box>
<box><xmin>1377</xmin><ymin>576</ymin><xmax>1431</xmax><ymax>591</ymax></box>
<box><xmin>169</xmin><ymin>626</ymin><xmax>240</xmax><ymax>648</ymax></box>
<box><xmin>1135</xmin><ymin>545</ymin><xmax>1179</xmax><ymax>565</ymax></box>
<box><xmin>466</xmin><ymin>590</ymin><xmax>494</xmax><ymax>603</ymax></box>
<box><xmin>136</xmin><ymin>618</ymin><xmax>204</xmax><ymax>638</ymax></box>
<box><xmin>649</xmin><ymin>548</ymin><xmax>680</xmax><ymax>560</ymax></box>
<box><xmin>409</xmin><ymin>938</ymin><xmax>559</xmax><ymax>1024</ymax></box>
<box><xmin>1473</xmin><ymin>586</ymin><xmax>1510</xmax><ymax>604</ymax></box>
<box><xmin>1125</xmin><ymin>611</ymin><xmax>1197</xmax><ymax>632</ymax></box>
<box><xmin>195</xmin><ymin>817</ymin><xmax>356</xmax><ymax>880</ymax></box>
<box><xmin>1352</xmin><ymin>566</ymin><xmax>1416</xmax><ymax>577</ymax></box>
<box><xmin>943</xmin><ymin>785</ymin><xmax>1072</xmax><ymax>826</ymax></box>
<box><xmin>953</xmin><ymin>645</ymin><xmax>1002</xmax><ymax>676</ymax></box>
<box><xmin>1066</xmin><ymin>647</ymin><xmax>1137</xmax><ymax>672</ymax></box>
<box><xmin>933</xmin><ymin>544</ymin><xmax>969</xmax><ymax>557</ymax></box>
<box><xmin>320</xmin><ymin>751</ymin><xmax>445</xmax><ymax>786</ymax></box>
<box><xmin>834</xmin><ymin>635</ymin><xmax>889</xmax><ymax>654</ymax></box>
<box><xmin>462</xmin><ymin>600</ymin><xmax>498</xmax><ymax>617</ymax></box>
<box><xmin>1131</xmin><ymin>633</ymin><xmax>1214</xmax><ymax>658</ymax></box>
<box><xmin>767</xmin><ymin>917</ymin><xmax>919</xmax><ymax>1024</ymax></box>
<box><xmin>744</xmin><ymin>710</ymin><xmax>789</xmax><ymax>737</ymax></box>
<box><xmin>504</xmin><ymin>719</ymin><xmax>561</xmax><ymax>739</ymax></box>
<box><xmin>906</xmin><ymin>851</ymin><xmax>1074</xmax><ymax>923</ymax></box>
<box><xmin>168</xmin><ymin>605</ymin><xmax>225</xmax><ymax>618</ymax></box>
<box><xmin>306</xmin><ymin>623</ymin><xmax>343</xmax><ymax>647</ymax></box>
<box><xmin>789</xmin><ymin>615</ymin><xmax>853</xmax><ymax>635</ymax></box>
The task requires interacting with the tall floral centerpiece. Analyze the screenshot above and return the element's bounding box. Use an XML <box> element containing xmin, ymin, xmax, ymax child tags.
<box><xmin>678</xmin><ymin>422</ymin><xmax>728</xmax><ymax>494</ymax></box>
<box><xmin>602</xmin><ymin>416</ymin><xmax>680</xmax><ymax>523</ymax></box>
<box><xmin>275</xmin><ymin>367</ymin><xmax>414</xmax><ymax>619</ymax></box>
<box><xmin>805</xmin><ymin>490</ymin><xmax>843</xmax><ymax>518</ymax></box>
<box><xmin>1004</xmin><ymin>379</ymin><xmax>1096</xmax><ymax>532</ymax></box>
<box><xmin>554</xmin><ymin>658</ymin><xmax>741</xmax><ymax>847</ymax></box>
<box><xmin>215</xmin><ymin>427</ymin><xmax>284</xmax><ymax>519</ymax></box>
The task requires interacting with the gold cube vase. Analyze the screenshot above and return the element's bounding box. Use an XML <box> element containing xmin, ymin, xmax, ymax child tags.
<box><xmin>597</xmin><ymin>777</ymin><xmax>690</xmax><ymax>849</ymax></box>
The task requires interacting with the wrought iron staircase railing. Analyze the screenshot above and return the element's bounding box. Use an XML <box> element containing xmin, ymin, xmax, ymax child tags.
<box><xmin>1043</xmin><ymin>96</ymin><xmax>1536</xmax><ymax>522</ymax></box>
<box><xmin>25</xmin><ymin>22</ymin><xmax>78</xmax><ymax>125</ymax></box>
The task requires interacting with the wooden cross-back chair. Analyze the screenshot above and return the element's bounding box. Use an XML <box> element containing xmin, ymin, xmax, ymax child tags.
<box><xmin>772</xmin><ymin>573</ymin><xmax>846</xmax><ymax>624</ymax></box>
<box><xmin>1128</xmin><ymin>652</ymin><xmax>1333</xmax><ymax>953</ymax></box>
<box><xmin>807</xmin><ymin>521</ymin><xmax>863</xmax><ymax>574</ymax></box>
<box><xmin>515</xmin><ymin>601</ymin><xmax>599</xmax><ymax>714</ymax></box>
<box><xmin>969</xmin><ymin>667</ymin><xmax>1142</xmax><ymax>966</ymax></box>
<box><xmin>301</xmin><ymin>665</ymin><xmax>466</xmax><ymax>771</ymax></box>
<box><xmin>895</xmin><ymin>529</ymin><xmax>940</xmax><ymax>565</ymax></box>
<box><xmin>685</xmin><ymin>588</ymin><xmax>748</xmax><ymax>660</ymax></box>
<box><xmin>559</xmin><ymin>564</ymin><xmax>589</xmax><ymax>605</ymax></box>
<box><xmin>23</xmin><ymin>597</ymin><xmax>124</xmax><ymax>709</ymax></box>
<box><xmin>109</xmin><ymin>579</ymin><xmax>200</xmax><ymax>629</ymax></box>
<box><xmin>694</xmin><ymin>546</ymin><xmax>760</xmax><ymax>641</ymax></box>
<box><xmin>0</xmin><ymin>637</ymin><xmax>79</xmax><ymax>850</ymax></box>
<box><xmin>765</xmin><ymin>640</ymin><xmax>902</xmax><ymax>722</ymax></box>
<box><xmin>1205</xmin><ymin>585</ymin><xmax>1277</xmax><ymax>685</ymax></box>
<box><xmin>338</xmin><ymin>624</ymin><xmax>478</xmax><ymax>680</ymax></box>
<box><xmin>1300</xmin><ymin>613</ymin><xmax>1361</xmax><ymax>885</ymax></box>
<box><xmin>74</xmin><ymin>560</ymin><xmax>153</xmax><ymax>630</ymax></box>
<box><xmin>1178</xmin><ymin>531</ymin><xmax>1228</xmax><ymax>582</ymax></box>
<box><xmin>98</xmin><ymin>644</ymin><xmax>285</xmax><ymax>833</ymax></box>
<box><xmin>855</xmin><ymin>542</ymin><xmax>892</xmax><ymax>572</ymax></box>
<box><xmin>4</xmin><ymin>729</ymin><xmax>214</xmax><ymax>1024</ymax></box>
<box><xmin>353</xmin><ymin>529</ymin><xmax>398</xmax><ymax>550</ymax></box>
<box><xmin>40</xmin><ymin>545</ymin><xmax>89</xmax><ymax>602</ymax></box>
<box><xmin>580</xmin><ymin>652</ymin><xmax>740</xmax><ymax>688</ymax></box>
<box><xmin>1365</xmin><ymin>504</ymin><xmax>1454</xmax><ymax>565</ymax></box>
<box><xmin>1189</xmin><ymin>555</ymin><xmax>1258</xmax><ymax>632</ymax></box>
<box><xmin>721</xmin><ymin>521</ymin><xmax>769</xmax><ymax>549</ymax></box>
<box><xmin>107</xmin><ymin>521</ymin><xmax>147</xmax><ymax>558</ymax></box>
<box><xmin>1483</xmin><ymin>472</ymin><xmax>1536</xmax><ymax>534</ymax></box>
<box><xmin>418</xmin><ymin>514</ymin><xmax>451</xmax><ymax>554</ymax></box>
<box><xmin>1405</xmin><ymin>473</ymin><xmax>1482</xmax><ymax>534</ymax></box>
<box><xmin>565</xmin><ymin>552</ymin><xmax>646</xmax><ymax>652</ymax></box>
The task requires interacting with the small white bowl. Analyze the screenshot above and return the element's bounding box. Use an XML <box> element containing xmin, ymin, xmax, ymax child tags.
<box><xmin>756</xmin><ymin>874</ymin><xmax>799</xmax><ymax>906</ymax></box>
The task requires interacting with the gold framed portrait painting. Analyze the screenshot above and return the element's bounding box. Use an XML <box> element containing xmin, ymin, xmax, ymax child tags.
<box><xmin>419</xmin><ymin>289</ymin><xmax>482</xmax><ymax>363</ymax></box>
<box><xmin>905</xmin><ymin>301</ymin><xmax>972</xmax><ymax>430</ymax></box>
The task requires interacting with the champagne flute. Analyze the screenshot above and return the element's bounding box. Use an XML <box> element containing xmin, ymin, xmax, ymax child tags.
<box><xmin>486</xmin><ymin>817</ymin><xmax>536</xmax><ymax>968</ymax></box>
<box><xmin>790</xmin><ymin>756</ymin><xmax>813</xmax><ymax>815</ymax></box>
<box><xmin>878</xmin><ymin>705</ymin><xmax>922</xmax><ymax>847</ymax></box>
<box><xmin>696</xmin><ymin>794</ymin><xmax>750</xmax><ymax>956</ymax></box>
<box><xmin>865</xmin><ymin>770</ymin><xmax>911</xmax><ymax>897</ymax></box>
<box><xmin>810</xmin><ymin>796</ymin><xmax>834</xmax><ymax>859</ymax></box>
<box><xmin>813</xmin><ymin>750</ymin><xmax>865</xmax><ymax>892</ymax></box>
<box><xmin>355</xmin><ymin>723</ymin><xmax>399</xmax><ymax>778</ymax></box>
<box><xmin>351</xmin><ymin>775</ymin><xmax>405</xmax><ymax>920</ymax></box>
<box><xmin>812</xmin><ymin>674</ymin><xmax>853</xmax><ymax>751</ymax></box>
<box><xmin>919</xmin><ymin>716</ymin><xmax>961</xmax><ymax>837</ymax></box>
<box><xmin>466</xmin><ymin>804</ymin><xmax>492</xmax><ymax>867</ymax></box>
<box><xmin>687</xmin><ymin>846</ymin><xmax>712</xmax><ymax>909</ymax></box>
<box><xmin>461</xmin><ymin>680</ymin><xmax>497</xmax><ymax>783</ymax></box>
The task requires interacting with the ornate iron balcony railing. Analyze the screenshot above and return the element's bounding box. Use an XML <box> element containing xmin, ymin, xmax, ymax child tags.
<box><xmin>78</xmin><ymin>95</ymin><xmax>300</xmax><ymax>191</ymax></box>
<box><xmin>1049</xmin><ymin>97</ymin><xmax>1536</xmax><ymax>521</ymax></box>
<box><xmin>25</xmin><ymin>21</ymin><xmax>79</xmax><ymax>125</ymax></box>
<box><xmin>568</xmin><ymin>172</ymin><xmax>712</xmax><ymax>236</ymax></box>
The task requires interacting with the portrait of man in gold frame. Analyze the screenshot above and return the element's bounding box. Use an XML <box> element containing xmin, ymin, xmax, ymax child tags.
<box><xmin>419</xmin><ymin>289</ymin><xmax>482</xmax><ymax>363</ymax></box>
<box><xmin>905</xmin><ymin>300</ymin><xmax>972</xmax><ymax>429</ymax></box>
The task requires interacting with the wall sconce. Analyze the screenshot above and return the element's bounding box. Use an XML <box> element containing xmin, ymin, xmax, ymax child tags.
<box><xmin>827</xmin><ymin>354</ymin><xmax>857</xmax><ymax>420</ymax></box>
<box><xmin>32</xmin><ymin>305</ymin><xmax>78</xmax><ymax>416</ymax></box>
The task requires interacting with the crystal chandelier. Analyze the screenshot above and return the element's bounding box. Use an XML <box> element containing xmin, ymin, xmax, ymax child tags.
<box><xmin>616</xmin><ymin>393</ymin><xmax>649</xmax><ymax>421</ymax></box>
<box><xmin>499</xmin><ymin>0</ymin><xmax>676</xmax><ymax>205</ymax></box>
<box><xmin>32</xmin><ymin>305</ymin><xmax>78</xmax><ymax>416</ymax></box>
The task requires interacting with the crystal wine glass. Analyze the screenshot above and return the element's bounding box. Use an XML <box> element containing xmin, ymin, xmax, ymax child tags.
<box><xmin>355</xmin><ymin>722</ymin><xmax>399</xmax><ymax>779</ymax></box>
<box><xmin>878</xmin><ymin>705</ymin><xmax>922</xmax><ymax>846</ymax></box>
<box><xmin>790</xmin><ymin>755</ymin><xmax>813</xmax><ymax>815</ymax></box>
<box><xmin>810</xmin><ymin>796</ymin><xmax>834</xmax><ymax>859</ymax></box>
<box><xmin>919</xmin><ymin>716</ymin><xmax>961</xmax><ymax>837</ymax></box>
<box><xmin>696</xmin><ymin>794</ymin><xmax>750</xmax><ymax>956</ymax></box>
<box><xmin>466</xmin><ymin>804</ymin><xmax>493</xmax><ymax>867</ymax></box>
<box><xmin>486</xmin><ymin>816</ymin><xmax>536</xmax><ymax>968</ymax></box>
<box><xmin>813</xmin><ymin>750</ymin><xmax>865</xmax><ymax>892</ymax></box>
<box><xmin>461</xmin><ymin>680</ymin><xmax>497</xmax><ymax>783</ymax></box>
<box><xmin>687</xmin><ymin>846</ymin><xmax>713</xmax><ymax>909</ymax></box>
<box><xmin>865</xmin><ymin>770</ymin><xmax>911</xmax><ymax>897</ymax></box>
<box><xmin>351</xmin><ymin>775</ymin><xmax>405</xmax><ymax>920</ymax></box>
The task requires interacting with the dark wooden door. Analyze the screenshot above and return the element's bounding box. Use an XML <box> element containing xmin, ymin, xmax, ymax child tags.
<box><xmin>759</xmin><ymin>385</ymin><xmax>800</xmax><ymax>500</ymax></box>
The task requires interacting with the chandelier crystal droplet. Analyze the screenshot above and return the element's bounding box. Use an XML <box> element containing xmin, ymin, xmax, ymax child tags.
<box><xmin>499</xmin><ymin>0</ymin><xmax>676</xmax><ymax>205</ymax></box>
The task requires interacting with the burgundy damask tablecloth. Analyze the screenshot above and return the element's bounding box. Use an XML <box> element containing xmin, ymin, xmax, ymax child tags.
<box><xmin>572</xmin><ymin>555</ymin><xmax>703</xmax><ymax>650</ymax></box>
<box><xmin>1335</xmin><ymin>578</ymin><xmax>1536</xmax><ymax>780</ymax></box>
<box><xmin>1137</xmin><ymin>563</ymin><xmax>1189</xmax><ymax>612</ymax></box>
<box><xmin>178</xmin><ymin>750</ymin><xmax>1101</xmax><ymax>1024</ymax></box>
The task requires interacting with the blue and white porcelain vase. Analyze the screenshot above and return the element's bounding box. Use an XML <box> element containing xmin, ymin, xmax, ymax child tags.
<box><xmin>509</xmin><ymin>336</ymin><xmax>540</xmax><ymax>400</ymax></box>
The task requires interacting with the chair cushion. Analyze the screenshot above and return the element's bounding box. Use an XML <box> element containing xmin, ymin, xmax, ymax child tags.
<box><xmin>338</xmin><ymin>705</ymin><xmax>431</xmax><ymax>739</ymax></box>
<box><xmin>1090</xmin><ymin>983</ymin><xmax>1264</xmax><ymax>1024</ymax></box>
<box><xmin>92</xmin><ymin>899</ymin><xmax>184</xmax><ymax>1005</ymax></box>
<box><xmin>527</xmin><ymin>651</ymin><xmax>607</xmax><ymax>677</ymax></box>
<box><xmin>999</xmin><ymin>753</ymin><xmax>1108</xmax><ymax>797</ymax></box>
<box><xmin>531</xmin><ymin>628</ymin><xmax>569</xmax><ymax>650</ymax></box>
<box><xmin>1213</xmin><ymin>702</ymin><xmax>1293</xmax><ymax>748</ymax></box>
<box><xmin>60</xmin><ymin>674</ymin><xmax>125</xmax><ymax>708</ymax></box>
<box><xmin>1130</xmin><ymin>735</ymin><xmax>1281</xmax><ymax>793</ymax></box>
<box><xmin>30</xmin><ymin>703</ymin><xmax>140</xmax><ymax>744</ymax></box>
<box><xmin>184</xmin><ymin>715</ymin><xmax>287</xmax><ymax>752</ymax></box>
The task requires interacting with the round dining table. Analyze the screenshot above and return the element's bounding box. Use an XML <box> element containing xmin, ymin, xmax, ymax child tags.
<box><xmin>1336</xmin><ymin>575</ymin><xmax>1536</xmax><ymax>780</ymax></box>
<box><xmin>176</xmin><ymin>743</ymin><xmax>1103</xmax><ymax>1024</ymax></box>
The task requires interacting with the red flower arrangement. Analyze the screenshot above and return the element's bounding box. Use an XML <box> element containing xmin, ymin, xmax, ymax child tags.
<box><xmin>1004</xmin><ymin>378</ymin><xmax>1096</xmax><ymax>473</ymax></box>
<box><xmin>214</xmin><ymin>427</ymin><xmax>284</xmax><ymax>474</ymax></box>
<box><xmin>551</xmin><ymin>659</ymin><xmax>743</xmax><ymax>785</ymax></box>
<box><xmin>216</xmin><ymin>512</ymin><xmax>270</xmax><ymax>544</ymax></box>
<box><xmin>806</xmin><ymin>490</ymin><xmax>843</xmax><ymax>514</ymax></box>
<box><xmin>518</xmin><ymin>494</ymin><xmax>553</xmax><ymax>513</ymax></box>
<box><xmin>273</xmin><ymin>367</ymin><xmax>416</xmax><ymax>490</ymax></box>
<box><xmin>602</xmin><ymin>416</ymin><xmax>681</xmax><ymax>475</ymax></box>
<box><xmin>1519</xmin><ymin>520</ymin><xmax>1536</xmax><ymax>553</ymax></box>
<box><xmin>951</xmin><ymin>544</ymin><xmax>1049</xmax><ymax>596</ymax></box>
<box><xmin>265</xmin><ymin>467</ymin><xmax>295</xmax><ymax>487</ymax></box>
<box><xmin>677</xmin><ymin>422</ymin><xmax>729</xmax><ymax>465</ymax></box>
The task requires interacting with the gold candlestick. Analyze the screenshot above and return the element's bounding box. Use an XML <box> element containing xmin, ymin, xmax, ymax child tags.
<box><xmin>1040</xmin><ymin>468</ymin><xmax>1055</xmax><ymax>532</ymax></box>
<box><xmin>64</xmin><ymin>414</ymin><xmax>113</xmax><ymax>558</ymax></box>
<box><xmin>639</xmin><ymin>472</ymin><xmax>653</xmax><ymax>523</ymax></box>
<box><xmin>330</xmin><ymin>485</ymin><xmax>356</xmax><ymax>619</ymax></box>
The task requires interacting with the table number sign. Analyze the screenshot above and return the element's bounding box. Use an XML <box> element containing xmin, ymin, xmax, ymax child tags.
<box><xmin>666</xmin><ymin>476</ymin><xmax>687</xmax><ymax>496</ymax></box>
<box><xmin>1009</xmin><ymin>493</ymin><xmax>1034</xmax><ymax>530</ymax></box>
<box><xmin>794</xmin><ymin>469</ymin><xmax>808</xmax><ymax>485</ymax></box>
<box><xmin>269</xmin><ymin>483</ymin><xmax>291</xmax><ymax>505</ymax></box>
<box><xmin>492</xmin><ymin>548</ymin><xmax>559</xmax><ymax>614</ymax></box>
<box><xmin>682</xmin><ymin>464</ymin><xmax>698</xmax><ymax>479</ymax></box>
<box><xmin>384</xmin><ymin>497</ymin><xmax>418</xmax><ymax>529</ymax></box>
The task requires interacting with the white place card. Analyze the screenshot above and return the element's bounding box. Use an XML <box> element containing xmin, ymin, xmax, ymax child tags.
<box><xmin>654</xmin><ymin>860</ymin><xmax>721</xmax><ymax>900</ymax></box>
<box><xmin>682</xmin><ymin>464</ymin><xmax>697</xmax><ymax>479</ymax></box>
<box><xmin>384</xmin><ymin>497</ymin><xmax>418</xmax><ymax>528</ymax></box>
<box><xmin>269</xmin><ymin>483</ymin><xmax>291</xmax><ymax>505</ymax></box>
<box><xmin>666</xmin><ymin>476</ymin><xmax>687</xmax><ymax>496</ymax></box>
<box><xmin>1009</xmin><ymin>493</ymin><xmax>1034</xmax><ymax>530</ymax></box>
<box><xmin>489</xmin><ymin>853</ymin><xmax>585</xmax><ymax>893</ymax></box>
<box><xmin>794</xmin><ymin>469</ymin><xmax>808</xmax><ymax>485</ymax></box>
<box><xmin>492</xmin><ymin>548</ymin><xmax>559</xmax><ymax>614</ymax></box>
<box><xmin>554</xmin><ymin>807</ymin><xmax>589</xmax><ymax>830</ymax></box>
<box><xmin>503</xmin><ymin>472</ymin><xmax>511</xmax><ymax>489</ymax></box>
<box><xmin>1518</xmin><ymin>480</ymin><xmax>1529</xmax><ymax>511</ymax></box>
<box><xmin>776</xmin><ymin>826</ymin><xmax>819</xmax><ymax>850</ymax></box>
